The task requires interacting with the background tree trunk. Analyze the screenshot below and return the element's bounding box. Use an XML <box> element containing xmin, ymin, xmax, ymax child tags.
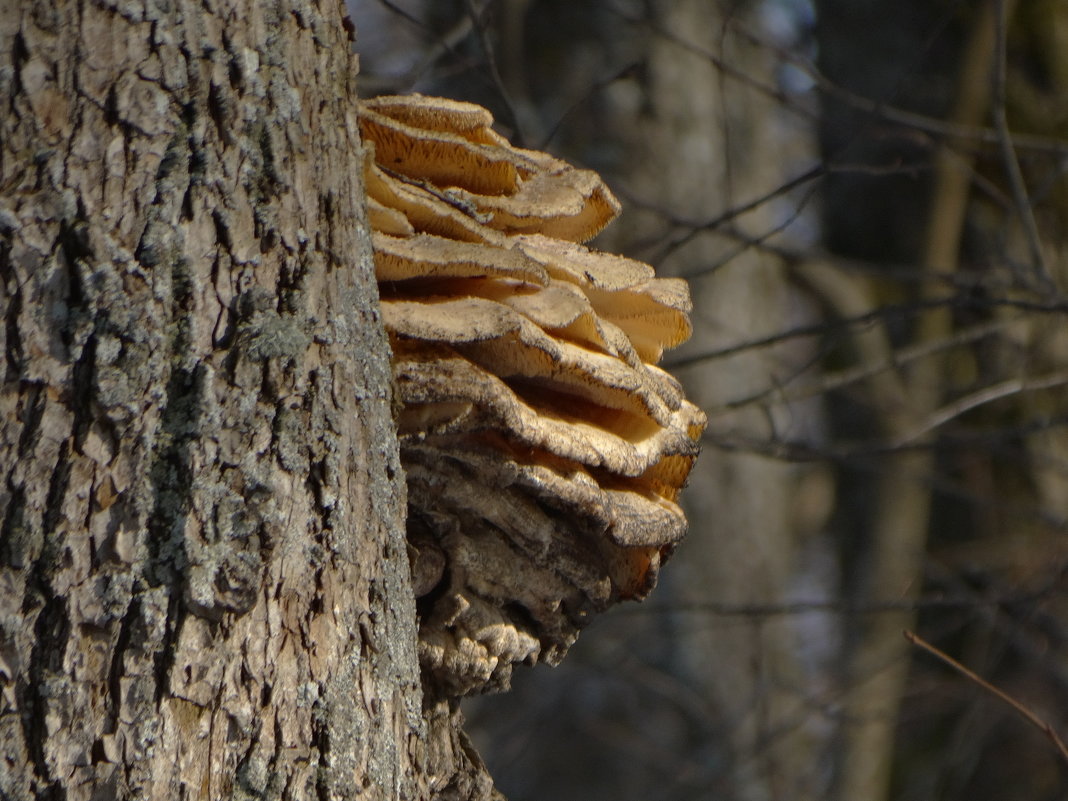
<box><xmin>0</xmin><ymin>1</ymin><xmax>489</xmax><ymax>798</ymax></box>
<box><xmin>346</xmin><ymin>2</ymin><xmax>1068</xmax><ymax>799</ymax></box>
<box><xmin>624</xmin><ymin>4</ymin><xmax>826</xmax><ymax>798</ymax></box>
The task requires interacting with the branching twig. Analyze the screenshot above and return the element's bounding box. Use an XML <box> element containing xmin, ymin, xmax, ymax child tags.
<box><xmin>730</xmin><ymin>13</ymin><xmax>1068</xmax><ymax>159</ymax></box>
<box><xmin>713</xmin><ymin>318</ymin><xmax>1014</xmax><ymax>414</ymax></box>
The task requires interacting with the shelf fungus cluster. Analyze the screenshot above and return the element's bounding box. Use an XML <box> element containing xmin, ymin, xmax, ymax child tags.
<box><xmin>359</xmin><ymin>94</ymin><xmax>706</xmax><ymax>696</ymax></box>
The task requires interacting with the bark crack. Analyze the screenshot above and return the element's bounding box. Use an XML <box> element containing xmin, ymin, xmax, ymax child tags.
<box><xmin>22</xmin><ymin>589</ymin><xmax>70</xmax><ymax>799</ymax></box>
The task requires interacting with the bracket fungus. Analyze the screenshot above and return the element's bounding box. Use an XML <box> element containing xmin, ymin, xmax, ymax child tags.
<box><xmin>359</xmin><ymin>94</ymin><xmax>707</xmax><ymax>697</ymax></box>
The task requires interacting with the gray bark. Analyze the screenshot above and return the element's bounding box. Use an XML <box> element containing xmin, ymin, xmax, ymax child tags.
<box><xmin>0</xmin><ymin>1</ymin><xmax>485</xmax><ymax>798</ymax></box>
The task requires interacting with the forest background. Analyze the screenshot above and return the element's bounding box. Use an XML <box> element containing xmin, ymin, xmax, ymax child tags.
<box><xmin>348</xmin><ymin>1</ymin><xmax>1068</xmax><ymax>800</ymax></box>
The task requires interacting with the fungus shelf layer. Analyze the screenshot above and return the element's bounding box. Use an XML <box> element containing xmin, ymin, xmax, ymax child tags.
<box><xmin>360</xmin><ymin>93</ymin><xmax>706</xmax><ymax>697</ymax></box>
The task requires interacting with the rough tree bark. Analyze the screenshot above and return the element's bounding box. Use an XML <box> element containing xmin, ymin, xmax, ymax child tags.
<box><xmin>0</xmin><ymin>0</ymin><xmax>489</xmax><ymax>798</ymax></box>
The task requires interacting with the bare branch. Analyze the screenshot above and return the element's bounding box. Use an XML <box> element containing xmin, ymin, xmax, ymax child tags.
<box><xmin>712</xmin><ymin>318</ymin><xmax>1015</xmax><ymax>415</ymax></box>
<box><xmin>463</xmin><ymin>0</ymin><xmax>526</xmax><ymax>145</ymax></box>
<box><xmin>896</xmin><ymin>370</ymin><xmax>1068</xmax><ymax>446</ymax></box>
<box><xmin>991</xmin><ymin>0</ymin><xmax>1054</xmax><ymax>291</ymax></box>
<box><xmin>906</xmin><ymin>630</ymin><xmax>1068</xmax><ymax>765</ymax></box>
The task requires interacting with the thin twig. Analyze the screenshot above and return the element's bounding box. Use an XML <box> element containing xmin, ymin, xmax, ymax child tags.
<box><xmin>991</xmin><ymin>0</ymin><xmax>1053</xmax><ymax>290</ymax></box>
<box><xmin>614</xmin><ymin>0</ymin><xmax>1068</xmax><ymax>164</ymax></box>
<box><xmin>375</xmin><ymin>0</ymin><xmax>425</xmax><ymax>29</ymax></box>
<box><xmin>621</xmin><ymin>157</ymin><xmax>929</xmax><ymax>264</ymax></box>
<box><xmin>620</xmin><ymin>587</ymin><xmax>1061</xmax><ymax>618</ymax></box>
<box><xmin>664</xmin><ymin>293</ymin><xmax>1068</xmax><ymax>370</ymax></box>
<box><xmin>538</xmin><ymin>62</ymin><xmax>641</xmax><ymax>150</ymax></box>
<box><xmin>362</xmin><ymin>2</ymin><xmax>474</xmax><ymax>95</ymax></box>
<box><xmin>463</xmin><ymin>0</ymin><xmax>526</xmax><ymax>145</ymax></box>
<box><xmin>905</xmin><ymin>630</ymin><xmax>1068</xmax><ymax>765</ymax></box>
<box><xmin>729</xmin><ymin>13</ymin><xmax>1068</xmax><ymax>158</ymax></box>
<box><xmin>896</xmin><ymin>370</ymin><xmax>1068</xmax><ymax>446</ymax></box>
<box><xmin>712</xmin><ymin>318</ymin><xmax>1014</xmax><ymax>414</ymax></box>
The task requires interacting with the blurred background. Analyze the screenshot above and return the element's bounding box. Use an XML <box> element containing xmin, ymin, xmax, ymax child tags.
<box><xmin>346</xmin><ymin>1</ymin><xmax>1068</xmax><ymax>799</ymax></box>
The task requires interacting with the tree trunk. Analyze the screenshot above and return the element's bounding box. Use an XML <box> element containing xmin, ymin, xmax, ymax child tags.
<box><xmin>635</xmin><ymin>5</ymin><xmax>826</xmax><ymax>799</ymax></box>
<box><xmin>0</xmin><ymin>1</ymin><xmax>487</xmax><ymax>798</ymax></box>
